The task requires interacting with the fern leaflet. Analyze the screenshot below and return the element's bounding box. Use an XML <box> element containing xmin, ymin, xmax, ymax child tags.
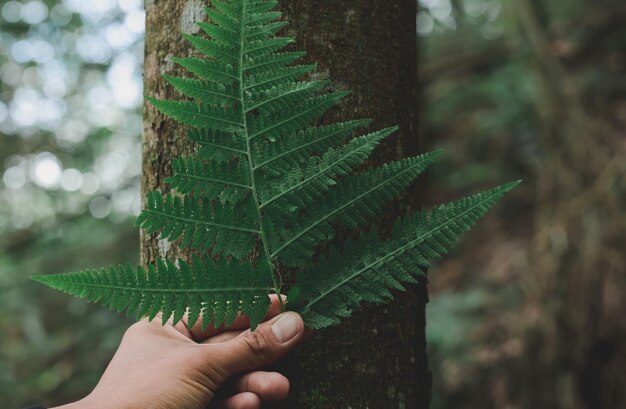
<box><xmin>33</xmin><ymin>256</ymin><xmax>272</xmax><ymax>329</ymax></box>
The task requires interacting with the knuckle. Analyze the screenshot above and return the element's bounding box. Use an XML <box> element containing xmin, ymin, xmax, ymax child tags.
<box><xmin>243</xmin><ymin>329</ymin><xmax>272</xmax><ymax>360</ymax></box>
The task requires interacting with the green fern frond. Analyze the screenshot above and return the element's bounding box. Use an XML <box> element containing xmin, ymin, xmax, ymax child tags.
<box><xmin>297</xmin><ymin>181</ymin><xmax>521</xmax><ymax>328</ymax></box>
<box><xmin>34</xmin><ymin>0</ymin><xmax>519</xmax><ymax>331</ymax></box>
<box><xmin>33</xmin><ymin>256</ymin><xmax>272</xmax><ymax>330</ymax></box>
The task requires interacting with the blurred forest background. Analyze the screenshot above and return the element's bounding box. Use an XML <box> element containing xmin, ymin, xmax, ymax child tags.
<box><xmin>0</xmin><ymin>0</ymin><xmax>624</xmax><ymax>408</ymax></box>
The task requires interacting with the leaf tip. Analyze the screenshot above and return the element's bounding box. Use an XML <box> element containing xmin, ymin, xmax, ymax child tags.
<box><xmin>31</xmin><ymin>274</ymin><xmax>46</xmax><ymax>284</ymax></box>
<box><xmin>503</xmin><ymin>179</ymin><xmax>523</xmax><ymax>192</ymax></box>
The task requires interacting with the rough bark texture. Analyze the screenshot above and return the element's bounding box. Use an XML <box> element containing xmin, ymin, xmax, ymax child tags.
<box><xmin>141</xmin><ymin>1</ymin><xmax>429</xmax><ymax>408</ymax></box>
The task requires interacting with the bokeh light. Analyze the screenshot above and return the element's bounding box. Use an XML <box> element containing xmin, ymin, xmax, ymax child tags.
<box><xmin>3</xmin><ymin>166</ymin><xmax>26</xmax><ymax>190</ymax></box>
<box><xmin>0</xmin><ymin>0</ymin><xmax>145</xmax><ymax>232</ymax></box>
<box><xmin>32</xmin><ymin>152</ymin><xmax>62</xmax><ymax>189</ymax></box>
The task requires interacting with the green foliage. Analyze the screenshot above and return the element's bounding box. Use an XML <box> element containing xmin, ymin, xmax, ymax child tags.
<box><xmin>34</xmin><ymin>0</ymin><xmax>517</xmax><ymax>330</ymax></box>
<box><xmin>295</xmin><ymin>182</ymin><xmax>519</xmax><ymax>327</ymax></box>
<box><xmin>33</xmin><ymin>256</ymin><xmax>272</xmax><ymax>329</ymax></box>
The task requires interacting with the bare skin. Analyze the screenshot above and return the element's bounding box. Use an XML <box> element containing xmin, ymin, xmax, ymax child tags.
<box><xmin>52</xmin><ymin>296</ymin><xmax>305</xmax><ymax>409</ymax></box>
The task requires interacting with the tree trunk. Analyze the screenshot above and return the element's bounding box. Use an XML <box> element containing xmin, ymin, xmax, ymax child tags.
<box><xmin>141</xmin><ymin>1</ymin><xmax>429</xmax><ymax>408</ymax></box>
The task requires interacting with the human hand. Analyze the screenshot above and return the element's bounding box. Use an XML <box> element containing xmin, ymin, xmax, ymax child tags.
<box><xmin>53</xmin><ymin>295</ymin><xmax>305</xmax><ymax>409</ymax></box>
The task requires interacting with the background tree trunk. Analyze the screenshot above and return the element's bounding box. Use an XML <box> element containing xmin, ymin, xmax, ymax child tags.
<box><xmin>141</xmin><ymin>1</ymin><xmax>429</xmax><ymax>407</ymax></box>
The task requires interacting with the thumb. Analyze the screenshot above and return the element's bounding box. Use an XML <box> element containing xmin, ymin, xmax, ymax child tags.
<box><xmin>211</xmin><ymin>312</ymin><xmax>305</xmax><ymax>378</ymax></box>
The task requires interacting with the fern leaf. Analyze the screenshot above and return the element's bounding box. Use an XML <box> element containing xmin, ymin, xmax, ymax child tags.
<box><xmin>296</xmin><ymin>181</ymin><xmax>521</xmax><ymax>328</ymax></box>
<box><xmin>246</xmin><ymin>11</ymin><xmax>282</xmax><ymax>26</ymax></box>
<box><xmin>204</xmin><ymin>5</ymin><xmax>241</xmax><ymax>32</ymax></box>
<box><xmin>186</xmin><ymin>34</ymin><xmax>240</xmax><ymax>63</ymax></box>
<box><xmin>243</xmin><ymin>51</ymin><xmax>306</xmax><ymax>73</ymax></box>
<box><xmin>210</xmin><ymin>0</ymin><xmax>243</xmax><ymax>21</ymax></box>
<box><xmin>146</xmin><ymin>97</ymin><xmax>242</xmax><ymax>131</ymax></box>
<box><xmin>269</xmin><ymin>150</ymin><xmax>443</xmax><ymax>264</ymax></box>
<box><xmin>197</xmin><ymin>21</ymin><xmax>240</xmax><ymax>46</ymax></box>
<box><xmin>166</xmin><ymin>156</ymin><xmax>252</xmax><ymax>203</ymax></box>
<box><xmin>258</xmin><ymin>127</ymin><xmax>397</xmax><ymax>213</ymax></box>
<box><xmin>187</xmin><ymin>128</ymin><xmax>247</xmax><ymax>160</ymax></box>
<box><xmin>136</xmin><ymin>191</ymin><xmax>259</xmax><ymax>257</ymax></box>
<box><xmin>33</xmin><ymin>256</ymin><xmax>273</xmax><ymax>330</ymax></box>
<box><xmin>247</xmin><ymin>80</ymin><xmax>329</xmax><ymax>114</ymax></box>
<box><xmin>246</xmin><ymin>1</ymin><xmax>278</xmax><ymax>14</ymax></box>
<box><xmin>245</xmin><ymin>21</ymin><xmax>289</xmax><ymax>41</ymax></box>
<box><xmin>244</xmin><ymin>65</ymin><xmax>316</xmax><ymax>91</ymax></box>
<box><xmin>172</xmin><ymin>57</ymin><xmax>237</xmax><ymax>85</ymax></box>
<box><xmin>252</xmin><ymin>119</ymin><xmax>372</xmax><ymax>172</ymax></box>
<box><xmin>163</xmin><ymin>74</ymin><xmax>237</xmax><ymax>106</ymax></box>
<box><xmin>248</xmin><ymin>92</ymin><xmax>350</xmax><ymax>141</ymax></box>
<box><xmin>244</xmin><ymin>37</ymin><xmax>296</xmax><ymax>59</ymax></box>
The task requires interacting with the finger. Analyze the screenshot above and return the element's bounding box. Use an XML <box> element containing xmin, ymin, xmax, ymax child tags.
<box><xmin>214</xmin><ymin>392</ymin><xmax>261</xmax><ymax>409</ymax></box>
<box><xmin>232</xmin><ymin>371</ymin><xmax>290</xmax><ymax>401</ymax></box>
<box><xmin>135</xmin><ymin>315</ymin><xmax>193</xmax><ymax>341</ymax></box>
<box><xmin>198</xmin><ymin>320</ymin><xmax>311</xmax><ymax>345</ymax></box>
<box><xmin>189</xmin><ymin>294</ymin><xmax>284</xmax><ymax>342</ymax></box>
<box><xmin>203</xmin><ymin>330</ymin><xmax>243</xmax><ymax>344</ymax></box>
<box><xmin>205</xmin><ymin>312</ymin><xmax>304</xmax><ymax>381</ymax></box>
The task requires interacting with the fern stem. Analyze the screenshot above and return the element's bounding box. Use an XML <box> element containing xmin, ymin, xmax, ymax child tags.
<box><xmin>237</xmin><ymin>0</ymin><xmax>285</xmax><ymax>310</ymax></box>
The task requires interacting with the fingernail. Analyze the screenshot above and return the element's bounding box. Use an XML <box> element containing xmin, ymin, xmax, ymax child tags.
<box><xmin>271</xmin><ymin>312</ymin><xmax>301</xmax><ymax>343</ymax></box>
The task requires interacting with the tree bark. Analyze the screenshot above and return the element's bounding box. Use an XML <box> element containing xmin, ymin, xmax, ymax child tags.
<box><xmin>141</xmin><ymin>1</ymin><xmax>428</xmax><ymax>408</ymax></box>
